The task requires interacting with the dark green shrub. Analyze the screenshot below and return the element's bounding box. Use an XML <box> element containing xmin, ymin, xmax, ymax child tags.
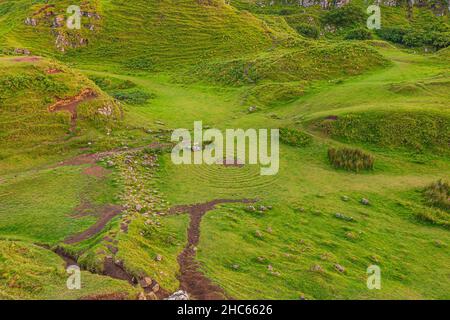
<box><xmin>423</xmin><ymin>180</ymin><xmax>450</xmax><ymax>211</ymax></box>
<box><xmin>90</xmin><ymin>75</ymin><xmax>136</xmax><ymax>91</ymax></box>
<box><xmin>430</xmin><ymin>31</ymin><xmax>450</xmax><ymax>49</ymax></box>
<box><xmin>402</xmin><ymin>30</ymin><xmax>428</xmax><ymax>47</ymax></box>
<box><xmin>376</xmin><ymin>27</ymin><xmax>408</xmax><ymax>44</ymax></box>
<box><xmin>345</xmin><ymin>28</ymin><xmax>373</xmax><ymax>40</ymax></box>
<box><xmin>377</xmin><ymin>27</ymin><xmax>450</xmax><ymax>49</ymax></box>
<box><xmin>112</xmin><ymin>89</ymin><xmax>155</xmax><ymax>105</ymax></box>
<box><xmin>321</xmin><ymin>4</ymin><xmax>365</xmax><ymax>28</ymax></box>
<box><xmin>123</xmin><ymin>57</ymin><xmax>155</xmax><ymax>71</ymax></box>
<box><xmin>328</xmin><ymin>147</ymin><xmax>374</xmax><ymax>172</ymax></box>
<box><xmin>280</xmin><ymin>128</ymin><xmax>312</xmax><ymax>147</ymax></box>
<box><xmin>296</xmin><ymin>24</ymin><xmax>320</xmax><ymax>39</ymax></box>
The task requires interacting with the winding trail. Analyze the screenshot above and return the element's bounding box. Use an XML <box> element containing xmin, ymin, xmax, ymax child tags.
<box><xmin>170</xmin><ymin>199</ymin><xmax>256</xmax><ymax>300</ymax></box>
<box><xmin>64</xmin><ymin>204</ymin><xmax>123</xmax><ymax>244</ymax></box>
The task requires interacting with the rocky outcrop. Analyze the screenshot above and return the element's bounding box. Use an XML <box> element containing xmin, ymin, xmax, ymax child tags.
<box><xmin>165</xmin><ymin>290</ymin><xmax>189</xmax><ymax>300</ymax></box>
<box><xmin>23</xmin><ymin>3</ymin><xmax>100</xmax><ymax>52</ymax></box>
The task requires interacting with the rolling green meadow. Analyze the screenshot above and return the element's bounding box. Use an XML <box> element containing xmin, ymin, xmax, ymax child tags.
<box><xmin>0</xmin><ymin>0</ymin><xmax>449</xmax><ymax>300</ymax></box>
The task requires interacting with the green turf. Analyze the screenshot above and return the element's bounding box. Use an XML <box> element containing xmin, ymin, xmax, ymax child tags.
<box><xmin>0</xmin><ymin>0</ymin><xmax>449</xmax><ymax>300</ymax></box>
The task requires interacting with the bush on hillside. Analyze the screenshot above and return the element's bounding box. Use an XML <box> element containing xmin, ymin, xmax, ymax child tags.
<box><xmin>112</xmin><ymin>89</ymin><xmax>155</xmax><ymax>105</ymax></box>
<box><xmin>328</xmin><ymin>147</ymin><xmax>374</xmax><ymax>172</ymax></box>
<box><xmin>376</xmin><ymin>27</ymin><xmax>408</xmax><ymax>44</ymax></box>
<box><xmin>90</xmin><ymin>76</ymin><xmax>136</xmax><ymax>91</ymax></box>
<box><xmin>423</xmin><ymin>180</ymin><xmax>450</xmax><ymax>212</ymax></box>
<box><xmin>377</xmin><ymin>27</ymin><xmax>450</xmax><ymax>49</ymax></box>
<box><xmin>321</xmin><ymin>4</ymin><xmax>365</xmax><ymax>28</ymax></box>
<box><xmin>345</xmin><ymin>28</ymin><xmax>373</xmax><ymax>40</ymax></box>
<box><xmin>280</xmin><ymin>128</ymin><xmax>312</xmax><ymax>147</ymax></box>
<box><xmin>296</xmin><ymin>24</ymin><xmax>320</xmax><ymax>39</ymax></box>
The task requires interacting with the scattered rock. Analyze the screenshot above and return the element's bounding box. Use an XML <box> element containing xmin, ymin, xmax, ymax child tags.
<box><xmin>248</xmin><ymin>106</ymin><xmax>257</xmax><ymax>113</ymax></box>
<box><xmin>139</xmin><ymin>277</ymin><xmax>153</xmax><ymax>288</ymax></box>
<box><xmin>151</xmin><ymin>283</ymin><xmax>160</xmax><ymax>293</ymax></box>
<box><xmin>146</xmin><ymin>292</ymin><xmax>158</xmax><ymax>300</ymax></box>
<box><xmin>345</xmin><ymin>231</ymin><xmax>359</xmax><ymax>240</ymax></box>
<box><xmin>155</xmin><ymin>254</ymin><xmax>163</xmax><ymax>262</ymax></box>
<box><xmin>165</xmin><ymin>290</ymin><xmax>189</xmax><ymax>300</ymax></box>
<box><xmin>14</xmin><ymin>48</ymin><xmax>31</xmax><ymax>55</ymax></box>
<box><xmin>255</xmin><ymin>230</ymin><xmax>263</xmax><ymax>238</ymax></box>
<box><xmin>24</xmin><ymin>17</ymin><xmax>37</xmax><ymax>26</ymax></box>
<box><xmin>138</xmin><ymin>292</ymin><xmax>147</xmax><ymax>300</ymax></box>
<box><xmin>361</xmin><ymin>198</ymin><xmax>370</xmax><ymax>206</ymax></box>
<box><xmin>341</xmin><ymin>196</ymin><xmax>350</xmax><ymax>202</ymax></box>
<box><xmin>310</xmin><ymin>264</ymin><xmax>323</xmax><ymax>273</ymax></box>
<box><xmin>232</xmin><ymin>264</ymin><xmax>240</xmax><ymax>270</ymax></box>
<box><xmin>335</xmin><ymin>212</ymin><xmax>355</xmax><ymax>222</ymax></box>
<box><xmin>267</xmin><ymin>265</ymin><xmax>274</xmax><ymax>272</ymax></box>
<box><xmin>334</xmin><ymin>263</ymin><xmax>345</xmax><ymax>273</ymax></box>
<box><xmin>52</xmin><ymin>16</ymin><xmax>65</xmax><ymax>28</ymax></box>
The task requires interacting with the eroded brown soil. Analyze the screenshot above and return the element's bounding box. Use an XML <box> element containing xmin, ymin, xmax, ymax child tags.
<box><xmin>170</xmin><ymin>199</ymin><xmax>255</xmax><ymax>300</ymax></box>
<box><xmin>12</xmin><ymin>56</ymin><xmax>41</xmax><ymax>63</ymax></box>
<box><xmin>82</xmin><ymin>165</ymin><xmax>110</xmax><ymax>178</ymax></box>
<box><xmin>48</xmin><ymin>88</ymin><xmax>97</xmax><ymax>131</ymax></box>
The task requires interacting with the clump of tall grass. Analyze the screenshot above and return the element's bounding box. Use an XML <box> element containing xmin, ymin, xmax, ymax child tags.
<box><xmin>423</xmin><ymin>180</ymin><xmax>450</xmax><ymax>212</ymax></box>
<box><xmin>328</xmin><ymin>147</ymin><xmax>374</xmax><ymax>172</ymax></box>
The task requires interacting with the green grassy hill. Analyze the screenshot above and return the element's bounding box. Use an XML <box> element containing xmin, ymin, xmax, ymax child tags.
<box><xmin>0</xmin><ymin>0</ymin><xmax>449</xmax><ymax>300</ymax></box>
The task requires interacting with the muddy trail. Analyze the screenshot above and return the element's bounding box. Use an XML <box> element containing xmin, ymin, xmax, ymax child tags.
<box><xmin>170</xmin><ymin>199</ymin><xmax>256</xmax><ymax>300</ymax></box>
<box><xmin>64</xmin><ymin>204</ymin><xmax>124</xmax><ymax>244</ymax></box>
<box><xmin>48</xmin><ymin>88</ymin><xmax>97</xmax><ymax>131</ymax></box>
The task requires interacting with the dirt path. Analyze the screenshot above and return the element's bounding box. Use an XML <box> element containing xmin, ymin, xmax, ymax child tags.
<box><xmin>55</xmin><ymin>142</ymin><xmax>171</xmax><ymax>167</ymax></box>
<box><xmin>48</xmin><ymin>88</ymin><xmax>97</xmax><ymax>131</ymax></box>
<box><xmin>170</xmin><ymin>199</ymin><xmax>256</xmax><ymax>300</ymax></box>
<box><xmin>64</xmin><ymin>204</ymin><xmax>123</xmax><ymax>244</ymax></box>
<box><xmin>12</xmin><ymin>56</ymin><xmax>41</xmax><ymax>63</ymax></box>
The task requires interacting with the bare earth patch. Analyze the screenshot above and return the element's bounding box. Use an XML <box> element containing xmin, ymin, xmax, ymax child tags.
<box><xmin>82</xmin><ymin>165</ymin><xmax>110</xmax><ymax>178</ymax></box>
<box><xmin>12</xmin><ymin>56</ymin><xmax>41</xmax><ymax>63</ymax></box>
<box><xmin>48</xmin><ymin>88</ymin><xmax>97</xmax><ymax>131</ymax></box>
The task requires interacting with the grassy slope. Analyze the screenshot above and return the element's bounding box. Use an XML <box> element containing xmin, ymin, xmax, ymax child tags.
<box><xmin>1</xmin><ymin>0</ymin><xmax>278</xmax><ymax>70</ymax></box>
<box><xmin>0</xmin><ymin>0</ymin><xmax>449</xmax><ymax>300</ymax></box>
<box><xmin>0</xmin><ymin>240</ymin><xmax>138</xmax><ymax>299</ymax></box>
<box><xmin>0</xmin><ymin>56</ymin><xmax>123</xmax><ymax>174</ymax></box>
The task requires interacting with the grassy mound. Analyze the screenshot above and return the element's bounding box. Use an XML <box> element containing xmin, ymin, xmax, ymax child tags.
<box><xmin>1</xmin><ymin>0</ymin><xmax>283</xmax><ymax>70</ymax></box>
<box><xmin>242</xmin><ymin>82</ymin><xmax>307</xmax><ymax>107</ymax></box>
<box><xmin>319</xmin><ymin>111</ymin><xmax>450</xmax><ymax>154</ymax></box>
<box><xmin>0</xmin><ymin>56</ymin><xmax>122</xmax><ymax>173</ymax></box>
<box><xmin>0</xmin><ymin>240</ymin><xmax>137</xmax><ymax>299</ymax></box>
<box><xmin>191</xmin><ymin>41</ymin><xmax>388</xmax><ymax>85</ymax></box>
